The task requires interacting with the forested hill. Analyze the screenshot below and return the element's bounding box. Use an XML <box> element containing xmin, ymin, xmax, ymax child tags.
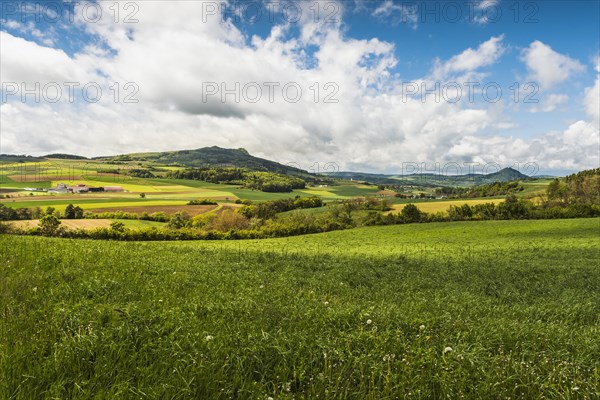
<box><xmin>94</xmin><ymin>146</ymin><xmax>309</xmax><ymax>177</ymax></box>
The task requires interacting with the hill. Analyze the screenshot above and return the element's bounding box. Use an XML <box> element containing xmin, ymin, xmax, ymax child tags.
<box><xmin>44</xmin><ymin>153</ymin><xmax>89</xmax><ymax>160</ymax></box>
<box><xmin>485</xmin><ymin>167</ymin><xmax>529</xmax><ymax>181</ymax></box>
<box><xmin>328</xmin><ymin>167</ymin><xmax>532</xmax><ymax>186</ymax></box>
<box><xmin>0</xmin><ymin>154</ymin><xmax>45</xmax><ymax>162</ymax></box>
<box><xmin>94</xmin><ymin>146</ymin><xmax>310</xmax><ymax>177</ymax></box>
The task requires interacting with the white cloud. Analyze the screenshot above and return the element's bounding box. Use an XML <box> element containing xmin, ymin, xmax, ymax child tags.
<box><xmin>521</xmin><ymin>41</ymin><xmax>585</xmax><ymax>89</ymax></box>
<box><xmin>1</xmin><ymin>19</ymin><xmax>55</xmax><ymax>46</ymax></box>
<box><xmin>372</xmin><ymin>0</ymin><xmax>418</xmax><ymax>28</ymax></box>
<box><xmin>0</xmin><ymin>31</ymin><xmax>91</xmax><ymax>90</ymax></box>
<box><xmin>432</xmin><ymin>35</ymin><xmax>505</xmax><ymax>79</ymax></box>
<box><xmin>584</xmin><ymin>58</ymin><xmax>599</xmax><ymax>128</ymax></box>
<box><xmin>446</xmin><ymin>120</ymin><xmax>599</xmax><ymax>171</ymax></box>
<box><xmin>530</xmin><ymin>93</ymin><xmax>568</xmax><ymax>113</ymax></box>
<box><xmin>0</xmin><ymin>2</ymin><xmax>596</xmax><ymax>174</ymax></box>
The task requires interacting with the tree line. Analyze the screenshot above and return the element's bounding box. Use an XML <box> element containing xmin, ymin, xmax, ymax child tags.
<box><xmin>166</xmin><ymin>167</ymin><xmax>306</xmax><ymax>192</ymax></box>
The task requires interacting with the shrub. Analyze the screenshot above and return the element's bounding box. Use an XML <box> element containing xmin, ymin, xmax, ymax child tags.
<box><xmin>187</xmin><ymin>199</ymin><xmax>218</xmax><ymax>205</ymax></box>
<box><xmin>110</xmin><ymin>221</ymin><xmax>126</xmax><ymax>233</ymax></box>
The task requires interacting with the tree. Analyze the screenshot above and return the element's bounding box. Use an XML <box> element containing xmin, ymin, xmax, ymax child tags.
<box><xmin>39</xmin><ymin>215</ymin><xmax>61</xmax><ymax>236</ymax></box>
<box><xmin>73</xmin><ymin>206</ymin><xmax>84</xmax><ymax>219</ymax></box>
<box><xmin>64</xmin><ymin>204</ymin><xmax>84</xmax><ymax>219</ymax></box>
<box><xmin>64</xmin><ymin>204</ymin><xmax>76</xmax><ymax>219</ymax></box>
<box><xmin>400</xmin><ymin>203</ymin><xmax>422</xmax><ymax>223</ymax></box>
<box><xmin>498</xmin><ymin>194</ymin><xmax>530</xmax><ymax>219</ymax></box>
<box><xmin>547</xmin><ymin>178</ymin><xmax>568</xmax><ymax>205</ymax></box>
<box><xmin>140</xmin><ymin>193</ymin><xmax>146</xmax><ymax>198</ymax></box>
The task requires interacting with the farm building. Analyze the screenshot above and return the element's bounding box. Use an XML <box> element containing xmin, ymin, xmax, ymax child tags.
<box><xmin>70</xmin><ymin>184</ymin><xmax>90</xmax><ymax>193</ymax></box>
<box><xmin>47</xmin><ymin>183</ymin><xmax>122</xmax><ymax>194</ymax></box>
<box><xmin>48</xmin><ymin>183</ymin><xmax>69</xmax><ymax>194</ymax></box>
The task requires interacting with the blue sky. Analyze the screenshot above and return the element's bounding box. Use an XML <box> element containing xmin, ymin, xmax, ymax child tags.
<box><xmin>1</xmin><ymin>0</ymin><xmax>599</xmax><ymax>175</ymax></box>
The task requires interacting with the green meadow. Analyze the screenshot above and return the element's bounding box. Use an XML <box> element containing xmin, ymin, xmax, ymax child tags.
<box><xmin>1</xmin><ymin>218</ymin><xmax>598</xmax><ymax>399</ymax></box>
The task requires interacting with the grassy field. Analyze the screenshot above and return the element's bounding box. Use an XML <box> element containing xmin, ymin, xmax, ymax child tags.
<box><xmin>1</xmin><ymin>218</ymin><xmax>598</xmax><ymax>399</ymax></box>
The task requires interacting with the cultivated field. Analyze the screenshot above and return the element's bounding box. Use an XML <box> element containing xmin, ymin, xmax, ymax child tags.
<box><xmin>388</xmin><ymin>198</ymin><xmax>505</xmax><ymax>214</ymax></box>
<box><xmin>1</xmin><ymin>218</ymin><xmax>598</xmax><ymax>399</ymax></box>
<box><xmin>8</xmin><ymin>219</ymin><xmax>165</xmax><ymax>230</ymax></box>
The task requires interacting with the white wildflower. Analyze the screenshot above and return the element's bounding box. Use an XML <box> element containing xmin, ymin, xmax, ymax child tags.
<box><xmin>443</xmin><ymin>347</ymin><xmax>453</xmax><ymax>354</ymax></box>
<box><xmin>366</xmin><ymin>319</ymin><xmax>372</xmax><ymax>325</ymax></box>
<box><xmin>205</xmin><ymin>335</ymin><xmax>214</xmax><ymax>342</ymax></box>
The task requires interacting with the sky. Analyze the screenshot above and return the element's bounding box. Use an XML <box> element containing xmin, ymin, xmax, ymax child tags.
<box><xmin>0</xmin><ymin>0</ymin><xmax>599</xmax><ymax>175</ymax></box>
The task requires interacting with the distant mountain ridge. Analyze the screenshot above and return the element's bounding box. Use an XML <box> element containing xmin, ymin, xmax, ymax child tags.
<box><xmin>1</xmin><ymin>147</ymin><xmax>548</xmax><ymax>186</ymax></box>
<box><xmin>327</xmin><ymin>167</ymin><xmax>533</xmax><ymax>186</ymax></box>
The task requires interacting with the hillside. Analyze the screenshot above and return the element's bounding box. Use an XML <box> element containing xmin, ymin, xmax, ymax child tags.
<box><xmin>94</xmin><ymin>146</ymin><xmax>310</xmax><ymax>177</ymax></box>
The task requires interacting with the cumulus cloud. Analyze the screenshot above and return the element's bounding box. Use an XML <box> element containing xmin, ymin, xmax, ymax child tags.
<box><xmin>0</xmin><ymin>1</ymin><xmax>596</xmax><ymax>174</ymax></box>
<box><xmin>432</xmin><ymin>35</ymin><xmax>505</xmax><ymax>79</ymax></box>
<box><xmin>0</xmin><ymin>31</ymin><xmax>89</xmax><ymax>86</ymax></box>
<box><xmin>446</xmin><ymin>120</ymin><xmax>599</xmax><ymax>172</ymax></box>
<box><xmin>521</xmin><ymin>41</ymin><xmax>585</xmax><ymax>89</ymax></box>
<box><xmin>584</xmin><ymin>58</ymin><xmax>599</xmax><ymax>127</ymax></box>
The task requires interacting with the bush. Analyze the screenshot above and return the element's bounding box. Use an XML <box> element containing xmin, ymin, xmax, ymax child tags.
<box><xmin>167</xmin><ymin>212</ymin><xmax>191</xmax><ymax>229</ymax></box>
<box><xmin>110</xmin><ymin>221</ymin><xmax>126</xmax><ymax>233</ymax></box>
<box><xmin>187</xmin><ymin>199</ymin><xmax>218</xmax><ymax>205</ymax></box>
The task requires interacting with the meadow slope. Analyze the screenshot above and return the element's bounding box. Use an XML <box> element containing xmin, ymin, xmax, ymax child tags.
<box><xmin>1</xmin><ymin>219</ymin><xmax>599</xmax><ymax>399</ymax></box>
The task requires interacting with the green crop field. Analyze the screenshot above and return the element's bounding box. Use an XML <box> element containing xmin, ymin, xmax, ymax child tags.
<box><xmin>1</xmin><ymin>218</ymin><xmax>598</xmax><ymax>399</ymax></box>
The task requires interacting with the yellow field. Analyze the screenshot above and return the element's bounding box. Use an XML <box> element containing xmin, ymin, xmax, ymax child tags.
<box><xmin>389</xmin><ymin>198</ymin><xmax>505</xmax><ymax>214</ymax></box>
<box><xmin>9</xmin><ymin>219</ymin><xmax>164</xmax><ymax>230</ymax></box>
<box><xmin>10</xmin><ymin>219</ymin><xmax>113</xmax><ymax>230</ymax></box>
